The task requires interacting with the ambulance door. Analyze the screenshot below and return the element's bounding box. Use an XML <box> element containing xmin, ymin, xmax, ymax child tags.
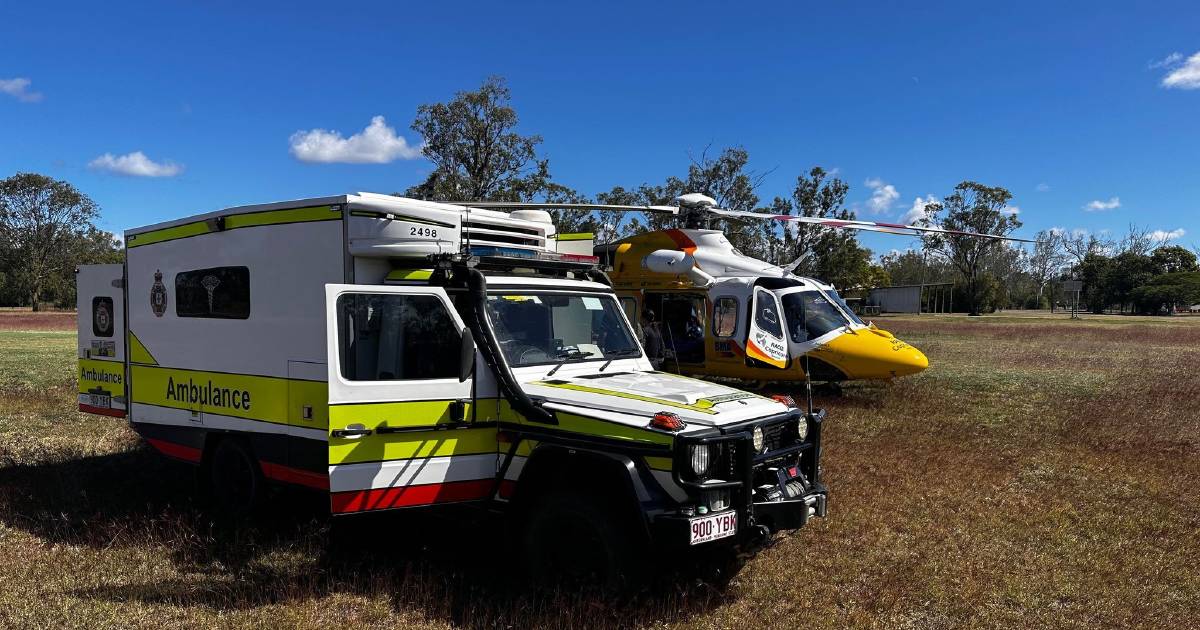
<box><xmin>324</xmin><ymin>284</ymin><xmax>493</xmax><ymax>515</ymax></box>
<box><xmin>77</xmin><ymin>264</ymin><xmax>127</xmax><ymax>417</ymax></box>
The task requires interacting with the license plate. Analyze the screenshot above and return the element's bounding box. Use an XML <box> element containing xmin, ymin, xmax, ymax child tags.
<box><xmin>88</xmin><ymin>394</ymin><xmax>111</xmax><ymax>408</ymax></box>
<box><xmin>689</xmin><ymin>510</ymin><xmax>737</xmax><ymax>545</ymax></box>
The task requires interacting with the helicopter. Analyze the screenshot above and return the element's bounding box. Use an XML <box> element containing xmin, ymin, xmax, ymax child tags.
<box><xmin>462</xmin><ymin>193</ymin><xmax>1033</xmax><ymax>385</ymax></box>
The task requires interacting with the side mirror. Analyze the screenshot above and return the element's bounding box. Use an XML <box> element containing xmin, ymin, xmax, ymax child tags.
<box><xmin>459</xmin><ymin>328</ymin><xmax>476</xmax><ymax>382</ymax></box>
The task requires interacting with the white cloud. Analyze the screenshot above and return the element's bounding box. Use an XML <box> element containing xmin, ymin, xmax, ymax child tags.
<box><xmin>864</xmin><ymin>177</ymin><xmax>900</xmax><ymax>214</ymax></box>
<box><xmin>1150</xmin><ymin>228</ymin><xmax>1186</xmax><ymax>241</ymax></box>
<box><xmin>289</xmin><ymin>115</ymin><xmax>422</xmax><ymax>163</ymax></box>
<box><xmin>1083</xmin><ymin>197</ymin><xmax>1121</xmax><ymax>212</ymax></box>
<box><xmin>1035</xmin><ymin>182</ymin><xmax>1050</xmax><ymax>192</ymax></box>
<box><xmin>1161</xmin><ymin>51</ymin><xmax>1200</xmax><ymax>89</ymax></box>
<box><xmin>0</xmin><ymin>77</ymin><xmax>43</xmax><ymax>102</ymax></box>
<box><xmin>88</xmin><ymin>151</ymin><xmax>183</xmax><ymax>177</ymax></box>
<box><xmin>1001</xmin><ymin>205</ymin><xmax>1020</xmax><ymax>215</ymax></box>
<box><xmin>1149</xmin><ymin>52</ymin><xmax>1183</xmax><ymax>69</ymax></box>
<box><xmin>901</xmin><ymin>195</ymin><xmax>937</xmax><ymax>224</ymax></box>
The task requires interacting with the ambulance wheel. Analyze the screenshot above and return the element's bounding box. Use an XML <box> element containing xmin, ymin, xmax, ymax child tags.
<box><xmin>521</xmin><ymin>491</ymin><xmax>644</xmax><ymax>594</ymax></box>
<box><xmin>207</xmin><ymin>437</ymin><xmax>262</xmax><ymax>517</ymax></box>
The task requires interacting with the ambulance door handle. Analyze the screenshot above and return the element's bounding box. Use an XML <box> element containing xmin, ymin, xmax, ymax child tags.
<box><xmin>331</xmin><ymin>423</ymin><xmax>372</xmax><ymax>439</ymax></box>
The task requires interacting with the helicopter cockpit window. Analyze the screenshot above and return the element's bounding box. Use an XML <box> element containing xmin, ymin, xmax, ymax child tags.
<box><xmin>825</xmin><ymin>289</ymin><xmax>866</xmax><ymax>326</ymax></box>
<box><xmin>753</xmin><ymin>292</ymin><xmax>783</xmax><ymax>339</ymax></box>
<box><xmin>781</xmin><ymin>292</ymin><xmax>850</xmax><ymax>344</ymax></box>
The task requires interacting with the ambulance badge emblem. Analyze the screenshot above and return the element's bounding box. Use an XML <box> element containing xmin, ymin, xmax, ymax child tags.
<box><xmin>151</xmin><ymin>270</ymin><xmax>168</xmax><ymax>317</ymax></box>
<box><xmin>93</xmin><ymin>296</ymin><xmax>113</xmax><ymax>336</ymax></box>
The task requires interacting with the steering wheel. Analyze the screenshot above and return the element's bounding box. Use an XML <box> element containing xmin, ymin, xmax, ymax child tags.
<box><xmin>517</xmin><ymin>346</ymin><xmax>551</xmax><ymax>363</ymax></box>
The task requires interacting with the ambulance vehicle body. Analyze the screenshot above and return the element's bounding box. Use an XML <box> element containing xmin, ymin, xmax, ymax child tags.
<box><xmin>76</xmin><ymin>193</ymin><xmax>826</xmax><ymax>575</ymax></box>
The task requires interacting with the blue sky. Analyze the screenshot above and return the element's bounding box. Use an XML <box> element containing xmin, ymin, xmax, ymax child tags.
<box><xmin>2</xmin><ymin>1</ymin><xmax>1198</xmax><ymax>256</ymax></box>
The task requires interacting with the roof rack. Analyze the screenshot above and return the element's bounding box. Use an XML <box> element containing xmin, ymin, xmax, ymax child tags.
<box><xmin>420</xmin><ymin>247</ymin><xmax>603</xmax><ymax>282</ymax></box>
<box><xmin>465</xmin><ymin>245</ymin><xmax>599</xmax><ymax>273</ymax></box>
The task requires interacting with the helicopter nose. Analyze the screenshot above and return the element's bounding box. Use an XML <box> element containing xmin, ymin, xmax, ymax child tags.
<box><xmin>890</xmin><ymin>345</ymin><xmax>929</xmax><ymax>377</ymax></box>
<box><xmin>814</xmin><ymin>327</ymin><xmax>929</xmax><ymax>380</ymax></box>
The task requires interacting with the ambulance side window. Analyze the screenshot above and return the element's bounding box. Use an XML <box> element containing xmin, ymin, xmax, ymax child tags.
<box><xmin>176</xmin><ymin>266</ymin><xmax>250</xmax><ymax>319</ymax></box>
<box><xmin>337</xmin><ymin>293</ymin><xmax>460</xmax><ymax>381</ymax></box>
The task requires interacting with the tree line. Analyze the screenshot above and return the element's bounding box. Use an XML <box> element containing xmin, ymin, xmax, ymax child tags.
<box><xmin>1072</xmin><ymin>229</ymin><xmax>1200</xmax><ymax>314</ymax></box>
<box><xmin>879</xmin><ymin>225</ymin><xmax>1200</xmax><ymax>315</ymax></box>
<box><xmin>0</xmin><ymin>173</ymin><xmax>122</xmax><ymax>310</ymax></box>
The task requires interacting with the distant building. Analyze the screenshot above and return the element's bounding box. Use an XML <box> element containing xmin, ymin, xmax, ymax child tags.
<box><xmin>866</xmin><ymin>283</ymin><xmax>953</xmax><ymax>314</ymax></box>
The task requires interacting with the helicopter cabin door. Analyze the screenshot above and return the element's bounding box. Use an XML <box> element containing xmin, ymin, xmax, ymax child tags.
<box><xmin>746</xmin><ymin>286</ymin><xmax>788</xmax><ymax>369</ymax></box>
<box><xmin>644</xmin><ymin>292</ymin><xmax>707</xmax><ymax>367</ymax></box>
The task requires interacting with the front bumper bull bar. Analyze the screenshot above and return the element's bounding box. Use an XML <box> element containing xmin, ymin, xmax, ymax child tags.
<box><xmin>650</xmin><ymin>482</ymin><xmax>828</xmax><ymax>550</ymax></box>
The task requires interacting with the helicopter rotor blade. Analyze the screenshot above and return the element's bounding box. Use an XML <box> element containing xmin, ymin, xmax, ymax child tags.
<box><xmin>445</xmin><ymin>198</ymin><xmax>1033</xmax><ymax>243</ymax></box>
<box><xmin>448</xmin><ymin>201</ymin><xmax>680</xmax><ymax>215</ymax></box>
<box><xmin>704</xmin><ymin>207</ymin><xmax>1035</xmax><ymax>243</ymax></box>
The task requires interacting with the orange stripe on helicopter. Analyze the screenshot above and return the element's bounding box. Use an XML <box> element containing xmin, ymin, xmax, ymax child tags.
<box><xmin>746</xmin><ymin>339</ymin><xmax>787</xmax><ymax>368</ymax></box>
<box><xmin>664</xmin><ymin>229</ymin><xmax>698</xmax><ymax>255</ymax></box>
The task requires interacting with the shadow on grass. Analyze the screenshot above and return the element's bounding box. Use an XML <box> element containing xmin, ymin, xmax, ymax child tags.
<box><xmin>0</xmin><ymin>447</ymin><xmax>728</xmax><ymax>627</ymax></box>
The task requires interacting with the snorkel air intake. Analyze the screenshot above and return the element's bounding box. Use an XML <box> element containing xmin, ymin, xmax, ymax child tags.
<box><xmin>456</xmin><ymin>266</ymin><xmax>557</xmax><ymax>425</ymax></box>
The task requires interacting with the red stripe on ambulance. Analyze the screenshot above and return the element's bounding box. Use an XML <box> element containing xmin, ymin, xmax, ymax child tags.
<box><xmin>331</xmin><ymin>478</ymin><xmax>494</xmax><ymax>513</ymax></box>
<box><xmin>145</xmin><ymin>437</ymin><xmax>202</xmax><ymax>463</ymax></box>
<box><xmin>260</xmin><ymin>461</ymin><xmax>329</xmax><ymax>490</ymax></box>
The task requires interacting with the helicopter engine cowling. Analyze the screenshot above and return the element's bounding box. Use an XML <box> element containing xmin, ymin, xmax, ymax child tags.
<box><xmin>643</xmin><ymin>249</ymin><xmax>715</xmax><ymax>287</ymax></box>
<box><xmin>643</xmin><ymin>249</ymin><xmax>693</xmax><ymax>274</ymax></box>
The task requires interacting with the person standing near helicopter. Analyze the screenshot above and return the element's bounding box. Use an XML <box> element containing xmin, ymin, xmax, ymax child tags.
<box><xmin>640</xmin><ymin>308</ymin><xmax>665</xmax><ymax>369</ymax></box>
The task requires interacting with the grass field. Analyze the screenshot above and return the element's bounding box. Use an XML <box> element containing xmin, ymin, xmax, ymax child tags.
<box><xmin>1</xmin><ymin>310</ymin><xmax>1198</xmax><ymax>628</ymax></box>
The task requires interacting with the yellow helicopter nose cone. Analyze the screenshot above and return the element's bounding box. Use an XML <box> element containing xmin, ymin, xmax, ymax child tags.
<box><xmin>895</xmin><ymin>345</ymin><xmax>929</xmax><ymax>376</ymax></box>
<box><xmin>814</xmin><ymin>328</ymin><xmax>929</xmax><ymax>380</ymax></box>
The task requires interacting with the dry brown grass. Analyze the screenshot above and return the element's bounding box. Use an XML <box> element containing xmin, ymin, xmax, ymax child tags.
<box><xmin>0</xmin><ymin>308</ymin><xmax>76</xmax><ymax>331</ymax></box>
<box><xmin>2</xmin><ymin>313</ymin><xmax>1199</xmax><ymax>628</ymax></box>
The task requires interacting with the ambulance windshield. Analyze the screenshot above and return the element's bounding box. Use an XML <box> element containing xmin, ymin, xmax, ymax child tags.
<box><xmin>781</xmin><ymin>291</ymin><xmax>851</xmax><ymax>343</ymax></box>
<box><xmin>486</xmin><ymin>292</ymin><xmax>642</xmax><ymax>367</ymax></box>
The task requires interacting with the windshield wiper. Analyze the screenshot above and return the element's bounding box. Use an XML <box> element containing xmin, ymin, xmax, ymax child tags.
<box><xmin>546</xmin><ymin>348</ymin><xmax>591</xmax><ymax>377</ymax></box>
<box><xmin>599</xmin><ymin>349</ymin><xmax>640</xmax><ymax>372</ymax></box>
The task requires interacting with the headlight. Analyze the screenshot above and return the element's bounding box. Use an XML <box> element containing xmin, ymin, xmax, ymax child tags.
<box><xmin>689</xmin><ymin>444</ymin><xmax>711</xmax><ymax>477</ymax></box>
<box><xmin>796</xmin><ymin>416</ymin><xmax>809</xmax><ymax>441</ymax></box>
<box><xmin>751</xmin><ymin>425</ymin><xmax>765</xmax><ymax>453</ymax></box>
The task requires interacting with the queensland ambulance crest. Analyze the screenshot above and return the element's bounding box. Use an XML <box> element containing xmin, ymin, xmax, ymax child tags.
<box><xmin>93</xmin><ymin>296</ymin><xmax>113</xmax><ymax>336</ymax></box>
<box><xmin>150</xmin><ymin>270</ymin><xmax>168</xmax><ymax>317</ymax></box>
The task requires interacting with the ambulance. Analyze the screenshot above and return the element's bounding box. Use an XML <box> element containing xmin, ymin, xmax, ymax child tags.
<box><xmin>76</xmin><ymin>192</ymin><xmax>827</xmax><ymax>582</ymax></box>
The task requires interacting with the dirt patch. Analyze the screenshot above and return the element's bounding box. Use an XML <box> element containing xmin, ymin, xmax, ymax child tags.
<box><xmin>0</xmin><ymin>310</ymin><xmax>76</xmax><ymax>331</ymax></box>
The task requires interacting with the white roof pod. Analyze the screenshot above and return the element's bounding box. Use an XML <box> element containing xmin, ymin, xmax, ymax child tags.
<box><xmin>344</xmin><ymin>193</ymin><xmax>555</xmax><ymax>259</ymax></box>
<box><xmin>125</xmin><ymin>193</ymin><xmax>560</xmax><ymax>261</ymax></box>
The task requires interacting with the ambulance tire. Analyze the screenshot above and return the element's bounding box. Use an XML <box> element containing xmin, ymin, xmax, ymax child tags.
<box><xmin>206</xmin><ymin>437</ymin><xmax>263</xmax><ymax>518</ymax></box>
<box><xmin>521</xmin><ymin>490</ymin><xmax>645</xmax><ymax>595</ymax></box>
